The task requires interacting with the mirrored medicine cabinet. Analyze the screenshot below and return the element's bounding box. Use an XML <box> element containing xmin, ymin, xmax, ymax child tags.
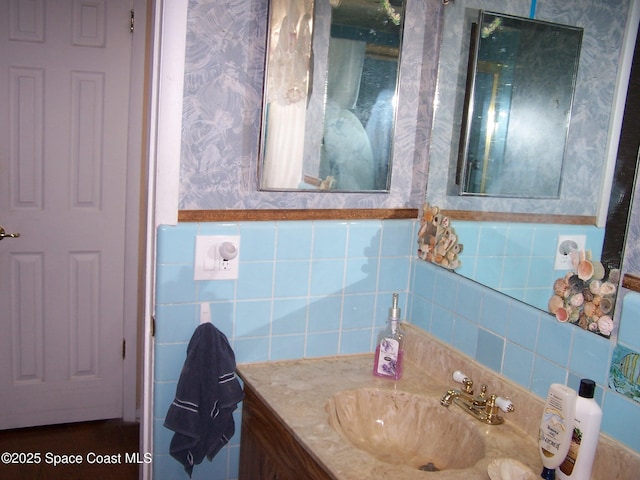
<box><xmin>258</xmin><ymin>0</ymin><xmax>405</xmax><ymax>193</ymax></box>
<box><xmin>457</xmin><ymin>11</ymin><xmax>583</xmax><ymax>199</ymax></box>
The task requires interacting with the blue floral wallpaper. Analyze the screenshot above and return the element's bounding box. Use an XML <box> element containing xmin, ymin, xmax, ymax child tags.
<box><xmin>179</xmin><ymin>0</ymin><xmax>444</xmax><ymax>210</ymax></box>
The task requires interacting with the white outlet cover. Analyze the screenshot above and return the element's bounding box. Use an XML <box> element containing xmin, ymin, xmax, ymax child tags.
<box><xmin>194</xmin><ymin>235</ymin><xmax>240</xmax><ymax>280</ymax></box>
<box><xmin>554</xmin><ymin>234</ymin><xmax>586</xmax><ymax>270</ymax></box>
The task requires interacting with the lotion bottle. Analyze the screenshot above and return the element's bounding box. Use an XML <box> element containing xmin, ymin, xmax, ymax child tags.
<box><xmin>373</xmin><ymin>293</ymin><xmax>404</xmax><ymax>380</ymax></box>
<box><xmin>557</xmin><ymin>379</ymin><xmax>602</xmax><ymax>480</ymax></box>
<box><xmin>539</xmin><ymin>383</ymin><xmax>577</xmax><ymax>480</ymax></box>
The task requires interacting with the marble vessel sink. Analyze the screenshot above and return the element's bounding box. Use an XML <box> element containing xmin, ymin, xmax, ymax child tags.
<box><xmin>326</xmin><ymin>388</ymin><xmax>487</xmax><ymax>471</ymax></box>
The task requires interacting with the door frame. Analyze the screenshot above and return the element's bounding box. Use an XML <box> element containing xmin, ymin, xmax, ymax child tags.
<box><xmin>122</xmin><ymin>0</ymin><xmax>152</xmax><ymax>424</ymax></box>
<box><xmin>140</xmin><ymin>0</ymin><xmax>186</xmax><ymax>477</ymax></box>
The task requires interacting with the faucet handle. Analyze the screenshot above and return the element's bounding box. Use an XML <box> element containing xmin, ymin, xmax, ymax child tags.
<box><xmin>452</xmin><ymin>370</ymin><xmax>474</xmax><ymax>394</ymax></box>
<box><xmin>452</xmin><ymin>370</ymin><xmax>467</xmax><ymax>383</ymax></box>
<box><xmin>483</xmin><ymin>394</ymin><xmax>514</xmax><ymax>425</ymax></box>
<box><xmin>495</xmin><ymin>396</ymin><xmax>514</xmax><ymax>413</ymax></box>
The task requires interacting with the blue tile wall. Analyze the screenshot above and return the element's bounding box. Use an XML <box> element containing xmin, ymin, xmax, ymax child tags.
<box><xmin>617</xmin><ymin>291</ymin><xmax>640</xmax><ymax>352</ymax></box>
<box><xmin>454</xmin><ymin>221</ymin><xmax>605</xmax><ymax>310</ymax></box>
<box><xmin>153</xmin><ymin>219</ymin><xmax>639</xmax><ymax>480</ymax></box>
<box><xmin>153</xmin><ymin>219</ymin><xmax>416</xmax><ymax>479</ymax></box>
<box><xmin>409</xmin><ymin>258</ymin><xmax>640</xmax><ymax>455</ymax></box>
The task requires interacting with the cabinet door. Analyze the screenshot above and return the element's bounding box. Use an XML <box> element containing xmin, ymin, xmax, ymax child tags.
<box><xmin>238</xmin><ymin>385</ymin><xmax>332</xmax><ymax>480</ymax></box>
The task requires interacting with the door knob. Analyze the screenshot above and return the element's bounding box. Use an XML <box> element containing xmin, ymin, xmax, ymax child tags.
<box><xmin>0</xmin><ymin>226</ymin><xmax>20</xmax><ymax>240</ymax></box>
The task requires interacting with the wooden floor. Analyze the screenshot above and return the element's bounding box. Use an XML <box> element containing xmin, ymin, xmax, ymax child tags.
<box><xmin>0</xmin><ymin>420</ymin><xmax>140</xmax><ymax>480</ymax></box>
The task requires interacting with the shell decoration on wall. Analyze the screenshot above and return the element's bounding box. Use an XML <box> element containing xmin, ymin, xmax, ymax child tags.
<box><xmin>547</xmin><ymin>250</ymin><xmax>620</xmax><ymax>338</ymax></box>
<box><xmin>417</xmin><ymin>203</ymin><xmax>463</xmax><ymax>270</ymax></box>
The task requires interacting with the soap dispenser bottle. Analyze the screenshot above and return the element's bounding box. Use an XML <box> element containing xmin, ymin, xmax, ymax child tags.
<box><xmin>373</xmin><ymin>293</ymin><xmax>404</xmax><ymax>380</ymax></box>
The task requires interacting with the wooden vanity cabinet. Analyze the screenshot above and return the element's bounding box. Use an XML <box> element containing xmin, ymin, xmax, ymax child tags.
<box><xmin>238</xmin><ymin>384</ymin><xmax>334</xmax><ymax>480</ymax></box>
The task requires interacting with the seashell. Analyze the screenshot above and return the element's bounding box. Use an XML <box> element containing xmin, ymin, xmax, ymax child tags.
<box><xmin>554</xmin><ymin>278</ymin><xmax>569</xmax><ymax>297</ymax></box>
<box><xmin>589</xmin><ymin>280</ymin><xmax>602</xmax><ymax>295</ymax></box>
<box><xmin>600</xmin><ymin>281</ymin><xmax>617</xmax><ymax>296</ymax></box>
<box><xmin>569</xmin><ymin>250</ymin><xmax>581</xmax><ymax>270</ymax></box>
<box><xmin>609</xmin><ymin>268</ymin><xmax>621</xmax><ymax>285</ymax></box>
<box><xmin>599</xmin><ymin>297</ymin><xmax>613</xmax><ymax>314</ymax></box>
<box><xmin>444</xmin><ymin>232</ymin><xmax>457</xmax><ymax>251</ymax></box>
<box><xmin>592</xmin><ymin>294</ymin><xmax>602</xmax><ymax>306</ymax></box>
<box><xmin>597</xmin><ymin>315</ymin><xmax>614</xmax><ymax>336</ymax></box>
<box><xmin>555</xmin><ymin>307</ymin><xmax>569</xmax><ymax>322</ymax></box>
<box><xmin>570</xmin><ymin>292</ymin><xmax>584</xmax><ymax>307</ymax></box>
<box><xmin>588</xmin><ymin>322</ymin><xmax>599</xmax><ymax>332</ymax></box>
<box><xmin>619</xmin><ymin>353</ymin><xmax>640</xmax><ymax>385</ymax></box>
<box><xmin>591</xmin><ymin>260</ymin><xmax>605</xmax><ymax>280</ymax></box>
<box><xmin>583</xmin><ymin>301</ymin><xmax>596</xmax><ymax>317</ymax></box>
<box><xmin>488</xmin><ymin>458</ymin><xmax>537</xmax><ymax>480</ymax></box>
<box><xmin>582</xmin><ymin>288</ymin><xmax>594</xmax><ymax>302</ymax></box>
<box><xmin>417</xmin><ymin>223</ymin><xmax>429</xmax><ymax>240</ymax></box>
<box><xmin>548</xmin><ymin>295</ymin><xmax>564</xmax><ymax>314</ymax></box>
<box><xmin>435</xmin><ymin>244</ymin><xmax>448</xmax><ymax>257</ymax></box>
<box><xmin>567</xmin><ymin>275</ymin><xmax>585</xmax><ymax>294</ymax></box>
<box><xmin>578</xmin><ymin>314</ymin><xmax>589</xmax><ymax>330</ymax></box>
<box><xmin>422</xmin><ymin>203</ymin><xmax>437</xmax><ymax>222</ymax></box>
<box><xmin>577</xmin><ymin>260</ymin><xmax>594</xmax><ymax>281</ymax></box>
<box><xmin>569</xmin><ymin>308</ymin><xmax>580</xmax><ymax>322</ymax></box>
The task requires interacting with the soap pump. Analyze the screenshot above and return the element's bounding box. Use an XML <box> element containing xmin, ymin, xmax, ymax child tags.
<box><xmin>373</xmin><ymin>293</ymin><xmax>404</xmax><ymax>380</ymax></box>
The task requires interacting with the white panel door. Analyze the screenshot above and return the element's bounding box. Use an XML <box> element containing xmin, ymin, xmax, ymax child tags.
<box><xmin>0</xmin><ymin>0</ymin><xmax>135</xmax><ymax>429</ymax></box>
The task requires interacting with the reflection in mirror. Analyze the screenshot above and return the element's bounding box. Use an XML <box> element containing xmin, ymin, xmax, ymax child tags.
<box><xmin>259</xmin><ymin>0</ymin><xmax>405</xmax><ymax>192</ymax></box>
<box><xmin>457</xmin><ymin>12</ymin><xmax>583</xmax><ymax>198</ymax></box>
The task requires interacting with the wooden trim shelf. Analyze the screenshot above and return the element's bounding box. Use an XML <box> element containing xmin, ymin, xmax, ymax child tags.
<box><xmin>178</xmin><ymin>208</ymin><xmax>419</xmax><ymax>222</ymax></box>
<box><xmin>441</xmin><ymin>210</ymin><xmax>596</xmax><ymax>225</ymax></box>
<box><xmin>622</xmin><ymin>273</ymin><xmax>640</xmax><ymax>293</ymax></box>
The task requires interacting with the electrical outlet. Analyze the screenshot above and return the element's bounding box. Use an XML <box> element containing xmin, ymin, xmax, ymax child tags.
<box><xmin>554</xmin><ymin>235</ymin><xmax>586</xmax><ymax>270</ymax></box>
<box><xmin>194</xmin><ymin>235</ymin><xmax>240</xmax><ymax>280</ymax></box>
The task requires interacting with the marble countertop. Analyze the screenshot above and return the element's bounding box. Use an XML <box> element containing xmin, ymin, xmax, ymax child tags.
<box><xmin>237</xmin><ymin>325</ymin><xmax>640</xmax><ymax>479</ymax></box>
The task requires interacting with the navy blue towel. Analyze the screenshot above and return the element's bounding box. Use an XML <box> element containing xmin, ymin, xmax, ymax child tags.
<box><xmin>164</xmin><ymin>322</ymin><xmax>244</xmax><ymax>477</ymax></box>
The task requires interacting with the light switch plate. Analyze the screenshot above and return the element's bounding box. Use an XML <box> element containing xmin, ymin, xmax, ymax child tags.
<box><xmin>194</xmin><ymin>235</ymin><xmax>240</xmax><ymax>280</ymax></box>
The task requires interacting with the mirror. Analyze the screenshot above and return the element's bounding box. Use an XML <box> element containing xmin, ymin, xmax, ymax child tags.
<box><xmin>258</xmin><ymin>0</ymin><xmax>405</xmax><ymax>192</ymax></box>
<box><xmin>422</xmin><ymin>2</ymin><xmax>637</xmax><ymax>329</ymax></box>
<box><xmin>458</xmin><ymin>11</ymin><xmax>583</xmax><ymax>198</ymax></box>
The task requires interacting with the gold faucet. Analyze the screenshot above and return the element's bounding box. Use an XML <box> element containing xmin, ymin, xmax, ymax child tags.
<box><xmin>440</xmin><ymin>371</ymin><xmax>514</xmax><ymax>425</ymax></box>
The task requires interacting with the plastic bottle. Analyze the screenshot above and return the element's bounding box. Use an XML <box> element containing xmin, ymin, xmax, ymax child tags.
<box><xmin>539</xmin><ymin>383</ymin><xmax>577</xmax><ymax>480</ymax></box>
<box><xmin>373</xmin><ymin>293</ymin><xmax>404</xmax><ymax>380</ymax></box>
<box><xmin>557</xmin><ymin>379</ymin><xmax>602</xmax><ymax>480</ymax></box>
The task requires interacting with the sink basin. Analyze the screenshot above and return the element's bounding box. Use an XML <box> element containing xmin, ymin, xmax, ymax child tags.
<box><xmin>326</xmin><ymin>388</ymin><xmax>487</xmax><ymax>471</ymax></box>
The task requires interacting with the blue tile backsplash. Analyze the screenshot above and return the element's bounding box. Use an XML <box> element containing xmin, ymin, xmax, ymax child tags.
<box><xmin>153</xmin><ymin>219</ymin><xmax>415</xmax><ymax>479</ymax></box>
<box><xmin>153</xmin><ymin>219</ymin><xmax>639</xmax><ymax>479</ymax></box>
<box><xmin>455</xmin><ymin>221</ymin><xmax>605</xmax><ymax>311</ymax></box>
